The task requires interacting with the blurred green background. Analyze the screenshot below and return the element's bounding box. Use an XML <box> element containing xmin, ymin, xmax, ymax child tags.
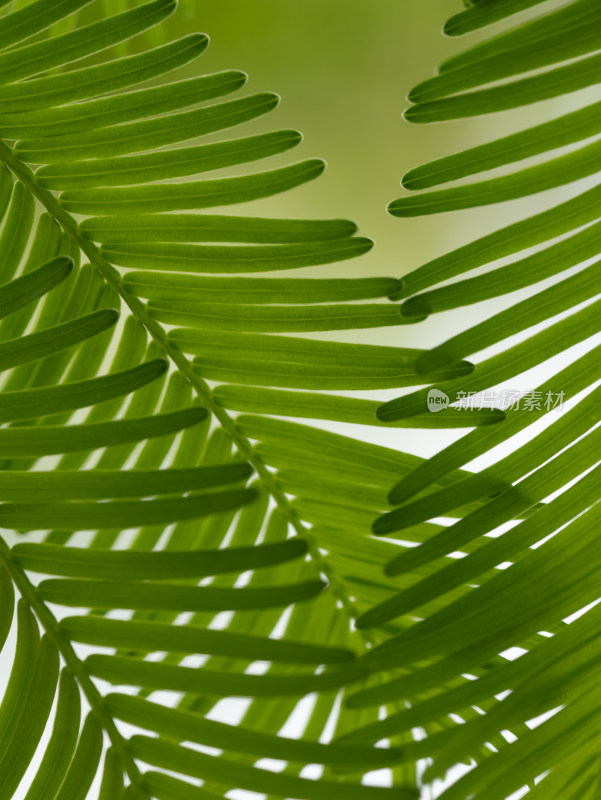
<box><xmin>150</xmin><ymin>1</ymin><xmax>572</xmax><ymax>350</ymax></box>
<box><xmin>164</xmin><ymin>0</ymin><xmax>467</xmax><ymax>277</ymax></box>
<box><xmin>171</xmin><ymin>1</ymin><xmax>463</xmax><ymax>264</ymax></box>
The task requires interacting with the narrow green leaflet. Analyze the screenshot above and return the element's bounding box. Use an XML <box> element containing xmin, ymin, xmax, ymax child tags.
<box><xmin>0</xmin><ymin>407</ymin><xmax>206</xmax><ymax>457</ymax></box>
<box><xmin>444</xmin><ymin>0</ymin><xmax>551</xmax><ymax>36</ymax></box>
<box><xmin>13</xmin><ymin>539</ymin><xmax>308</xmax><ymax>579</ymax></box>
<box><xmin>403</xmin><ymin>100</ymin><xmax>601</xmax><ymax>190</ymax></box>
<box><xmin>0</xmin><ymin>0</ymin><xmax>177</xmax><ymax>85</ymax></box>
<box><xmin>0</xmin><ymin>35</ymin><xmax>209</xmax><ymax>113</ymax></box>
<box><xmin>86</xmin><ymin>214</ymin><xmax>359</xmax><ymax>245</ymax></box>
<box><xmin>0</xmin><ymin>359</ymin><xmax>167</xmax><ymax>422</ymax></box>
<box><xmin>0</xmin><ymin>256</ymin><xmax>72</xmax><ymax>319</ymax></box>
<box><xmin>0</xmin><ymin>71</ymin><xmax>246</xmax><ymax>137</ymax></box>
<box><xmin>40</xmin><ymin>577</ymin><xmax>326</xmax><ymax>611</ymax></box>
<box><xmin>0</xmin><ymin>0</ymin><xmax>93</xmax><ymax>51</ymax></box>
<box><xmin>106</xmin><ymin>692</ymin><xmax>402</xmax><ymax>768</ymax></box>
<box><xmin>87</xmin><ymin>653</ymin><xmax>367</xmax><ymax>697</ymax></box>
<box><xmin>25</xmin><ymin>94</ymin><xmax>282</xmax><ymax>164</ymax></box>
<box><xmin>0</xmin><ymin>309</ymin><xmax>118</xmax><ymax>371</ymax></box>
<box><xmin>61</xmin><ymin>160</ymin><xmax>329</xmax><ymax>213</ymax></box>
<box><xmin>376</xmin><ymin>0</ymin><xmax>601</xmax><ymax>795</ymax></box>
<box><xmin>130</xmin><ymin>736</ymin><xmax>418</xmax><ymax>800</ymax></box>
<box><xmin>0</xmin><ymin>491</ymin><xmax>256</xmax><ymax>530</ymax></box>
<box><xmin>62</xmin><ymin>616</ymin><xmax>356</xmax><ymax>664</ymax></box>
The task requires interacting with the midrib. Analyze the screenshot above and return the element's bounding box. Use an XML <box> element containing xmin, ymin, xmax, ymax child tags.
<box><xmin>0</xmin><ymin>533</ymin><xmax>146</xmax><ymax>794</ymax></box>
<box><xmin>0</xmin><ymin>137</ymin><xmax>378</xmax><ymax>787</ymax></box>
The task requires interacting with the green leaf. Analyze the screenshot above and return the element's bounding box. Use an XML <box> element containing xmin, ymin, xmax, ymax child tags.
<box><xmin>129</xmin><ymin>274</ymin><xmax>400</xmax><ymax>305</ymax></box>
<box><xmin>0</xmin><ymin>308</ymin><xmax>119</xmax><ymax>371</ymax></box>
<box><xmin>0</xmin><ymin>407</ymin><xmax>206</xmax><ymax>457</ymax></box>
<box><xmin>24</xmin><ymin>94</ymin><xmax>282</xmax><ymax>165</ymax></box>
<box><xmin>375</xmin><ymin>428</ymin><xmax>601</xmax><ymax>577</ymax></box>
<box><xmin>151</xmin><ymin>299</ymin><xmax>406</xmax><ymax>332</ymax></box>
<box><xmin>0</xmin><ymin>182</ymin><xmax>35</xmax><ymax>282</ymax></box>
<box><xmin>405</xmin><ymin>51</ymin><xmax>601</xmax><ymax>123</ymax></box>
<box><xmin>403</xmin><ymin>99</ymin><xmax>601</xmax><ymax>190</ymax></box>
<box><xmin>23</xmin><ymin>671</ymin><xmax>81</xmax><ymax>800</ymax></box>
<box><xmin>107</xmin><ymin>692</ymin><xmax>402</xmax><ymax>768</ymax></box>
<box><xmin>105</xmin><ymin>236</ymin><xmax>374</xmax><ymax>273</ymax></box>
<box><xmin>130</xmin><ymin>736</ymin><xmax>418</xmax><ymax>800</ymax></box>
<box><xmin>13</xmin><ymin>538</ymin><xmax>307</xmax><ymax>579</ymax></box>
<box><xmin>410</xmin><ymin>0</ymin><xmax>601</xmax><ymax>103</ymax></box>
<box><xmin>0</xmin><ymin>257</ymin><xmax>73</xmax><ymax>319</ymax></box>
<box><xmin>172</xmin><ymin>327</ymin><xmax>421</xmax><ymax>366</ymax></box>
<box><xmin>63</xmin><ymin>616</ymin><xmax>356</xmax><ymax>664</ymax></box>
<box><xmin>98</xmin><ymin>749</ymin><xmax>124</xmax><ymax>800</ymax></box>
<box><xmin>187</xmin><ymin>334</ymin><xmax>471</xmax><ymax>389</ymax></box>
<box><xmin>61</xmin><ymin>159</ymin><xmax>327</xmax><ymax>213</ymax></box>
<box><xmin>0</xmin><ymin>490</ymin><xmax>256</xmax><ymax>530</ymax></box>
<box><xmin>0</xmin><ymin>567</ymin><xmax>14</xmax><ymax>653</ymax></box>
<box><xmin>390</xmin><ymin>138</ymin><xmax>601</xmax><ymax>217</ymax></box>
<box><xmin>0</xmin><ymin>358</ymin><xmax>168</xmax><ymax>422</ymax></box>
<box><xmin>3</xmin><ymin>0</ymin><xmax>578</xmax><ymax>795</ymax></box>
<box><xmin>0</xmin><ymin>0</ymin><xmax>177</xmax><ymax>85</ymax></box>
<box><xmin>416</xmin><ymin>260</ymin><xmax>601</xmax><ymax>372</ymax></box>
<box><xmin>0</xmin><ymin>603</ymin><xmax>43</xmax><ymax>769</ymax></box>
<box><xmin>0</xmin><ymin>463</ymin><xmax>252</xmax><ymax>500</ymax></box>
<box><xmin>40</xmin><ymin>577</ymin><xmax>326</xmax><ymax>611</ymax></box>
<box><xmin>0</xmin><ymin>71</ymin><xmax>245</xmax><ymax>138</ymax></box>
<box><xmin>86</xmin><ymin>214</ymin><xmax>358</xmax><ymax>245</ymax></box>
<box><xmin>384</xmin><ymin>462</ymin><xmax>599</xmax><ymax>602</ymax></box>
<box><xmin>0</xmin><ymin>0</ymin><xmax>93</xmax><ymax>51</ymax></box>
<box><xmin>444</xmin><ymin>0</ymin><xmax>550</xmax><ymax>36</ymax></box>
<box><xmin>377</xmin><ymin>303</ymin><xmax>601</xmax><ymax>420</ymax></box>
<box><xmin>0</xmin><ymin>34</ymin><xmax>208</xmax><ymax>113</ymax></box>
<box><xmin>53</xmin><ymin>715</ymin><xmax>103</xmax><ymax>800</ymax></box>
<box><xmin>398</xmin><ymin>183</ymin><xmax>601</xmax><ymax>297</ymax></box>
<box><xmin>139</xmin><ymin>773</ymin><xmax>219</xmax><ymax>800</ymax></box>
<box><xmin>214</xmin><ymin>384</ymin><xmax>503</xmax><ymax>428</ymax></box>
<box><xmin>381</xmin><ymin>380</ymin><xmax>599</xmax><ymax>530</ymax></box>
<box><xmin>87</xmin><ymin>653</ymin><xmax>367</xmax><ymax>697</ymax></box>
<box><xmin>0</xmin><ymin>636</ymin><xmax>59</xmax><ymax>799</ymax></box>
<box><xmin>374</xmin><ymin>2</ymin><xmax>601</xmax><ymax>793</ymax></box>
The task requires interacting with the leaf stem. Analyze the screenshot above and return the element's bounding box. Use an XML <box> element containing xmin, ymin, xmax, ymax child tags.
<box><xmin>0</xmin><ymin>140</ymin><xmax>368</xmax><ymax>636</ymax></box>
<box><xmin>0</xmin><ymin>140</ymin><xmax>382</xmax><ymax>792</ymax></box>
<box><xmin>0</xmin><ymin>533</ymin><xmax>147</xmax><ymax>796</ymax></box>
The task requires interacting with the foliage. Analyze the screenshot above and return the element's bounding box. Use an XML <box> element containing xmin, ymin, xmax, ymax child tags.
<box><xmin>0</xmin><ymin>0</ymin><xmax>598</xmax><ymax>799</ymax></box>
<box><xmin>364</xmin><ymin>0</ymin><xmax>601</xmax><ymax>797</ymax></box>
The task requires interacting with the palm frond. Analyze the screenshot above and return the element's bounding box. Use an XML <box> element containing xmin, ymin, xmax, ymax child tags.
<box><xmin>360</xmin><ymin>1</ymin><xmax>601</xmax><ymax>796</ymax></box>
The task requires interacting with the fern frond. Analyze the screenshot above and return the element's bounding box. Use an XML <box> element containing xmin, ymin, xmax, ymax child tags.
<box><xmin>366</xmin><ymin>1</ymin><xmax>601</xmax><ymax>797</ymax></box>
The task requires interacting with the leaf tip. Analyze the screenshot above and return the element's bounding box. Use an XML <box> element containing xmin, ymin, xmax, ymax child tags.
<box><xmin>375</xmin><ymin>400</ymin><xmax>396</xmax><ymax>422</ymax></box>
<box><xmin>384</xmin><ymin>558</ymin><xmax>400</xmax><ymax>577</ymax></box>
<box><xmin>371</xmin><ymin>512</ymin><xmax>392</xmax><ymax>536</ymax></box>
<box><xmin>402</xmin><ymin>163</ymin><xmax>439</xmax><ymax>190</ymax></box>
<box><xmin>401</xmin><ymin>295</ymin><xmax>430</xmax><ymax>319</ymax></box>
<box><xmin>189</xmin><ymin>31</ymin><xmax>210</xmax><ymax>54</ymax></box>
<box><xmin>387</xmin><ymin>278</ymin><xmax>405</xmax><ymax>301</ymax></box>
<box><xmin>310</xmin><ymin>157</ymin><xmax>327</xmax><ymax>176</ymax></box>
<box><xmin>103</xmin><ymin>307</ymin><xmax>121</xmax><ymax>327</ymax></box>
<box><xmin>146</xmin><ymin>358</ymin><xmax>170</xmax><ymax>378</ymax></box>
<box><xmin>354</xmin><ymin>609</ymin><xmax>376</xmax><ymax>630</ymax></box>
<box><xmin>416</xmin><ymin>347</ymin><xmax>450</xmax><ymax>374</ymax></box>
